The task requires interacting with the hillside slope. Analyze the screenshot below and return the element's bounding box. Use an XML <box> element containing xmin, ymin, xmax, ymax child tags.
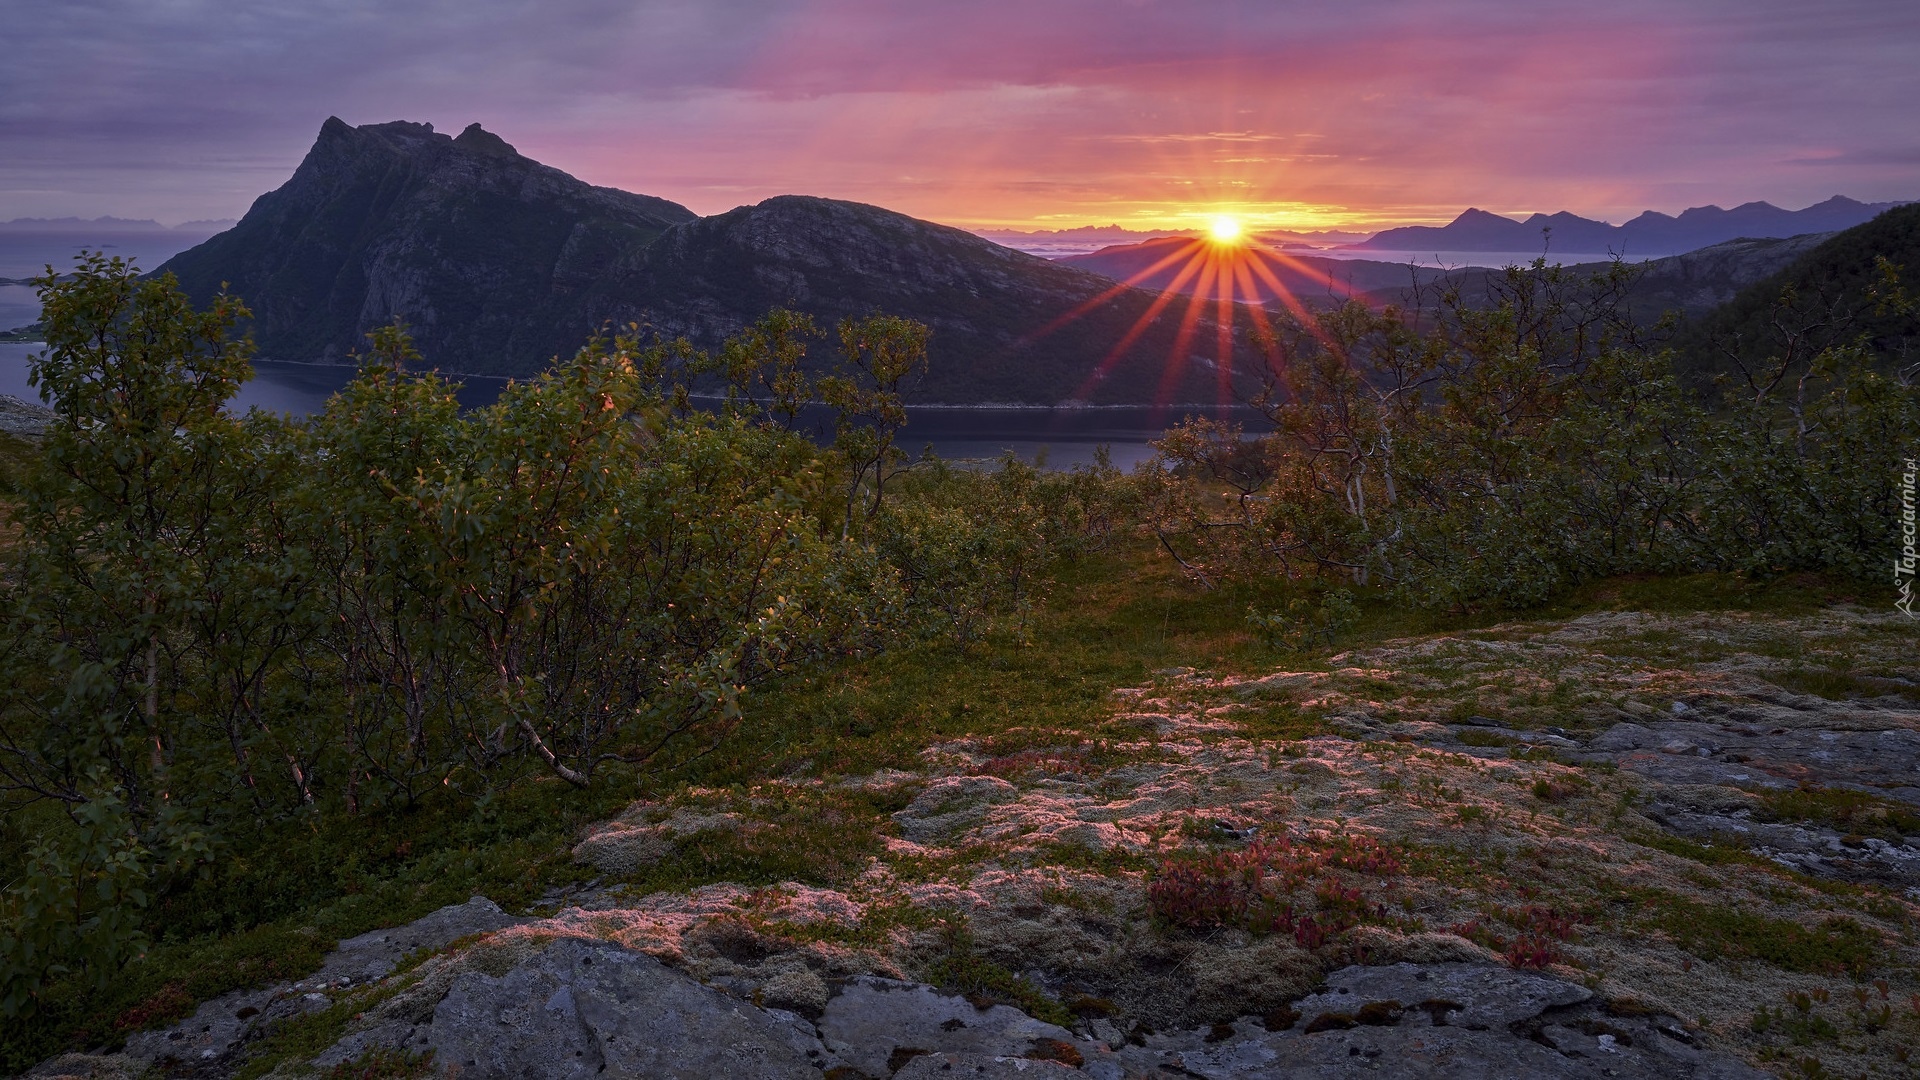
<box><xmin>159</xmin><ymin>119</ymin><xmax>1271</xmax><ymax>406</ymax></box>
<box><xmin>1671</xmin><ymin>203</ymin><xmax>1920</xmax><ymax>384</ymax></box>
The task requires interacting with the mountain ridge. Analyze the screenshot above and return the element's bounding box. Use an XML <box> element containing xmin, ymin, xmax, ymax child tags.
<box><xmin>156</xmin><ymin>118</ymin><xmax>1269</xmax><ymax>406</ymax></box>
<box><xmin>1356</xmin><ymin>196</ymin><xmax>1906</xmax><ymax>254</ymax></box>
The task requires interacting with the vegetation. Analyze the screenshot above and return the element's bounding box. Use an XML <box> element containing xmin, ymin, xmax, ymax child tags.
<box><xmin>1</xmin><ymin>225</ymin><xmax>1916</xmax><ymax>1072</ymax></box>
<box><xmin>1147</xmin><ymin>249</ymin><xmax>1919</xmax><ymax>607</ymax></box>
<box><xmin>0</xmin><ymin>256</ymin><xmax>1119</xmax><ymax>1043</ymax></box>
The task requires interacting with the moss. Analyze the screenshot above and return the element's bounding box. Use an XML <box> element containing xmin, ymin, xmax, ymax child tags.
<box><xmin>1651</xmin><ymin>900</ymin><xmax>1881</xmax><ymax>976</ymax></box>
<box><xmin>322</xmin><ymin>1046</ymin><xmax>437</xmax><ymax>1080</ymax></box>
<box><xmin>231</xmin><ymin>973</ymin><xmax>422</xmax><ymax>1080</ymax></box>
<box><xmin>1755</xmin><ymin>786</ymin><xmax>1920</xmax><ymax>842</ymax></box>
<box><xmin>1454</xmin><ymin>730</ymin><xmax>1515</xmax><ymax>748</ymax></box>
<box><xmin>918</xmin><ymin>922</ymin><xmax>1074</xmax><ymax>1029</ymax></box>
<box><xmin>1633</xmin><ymin>831</ymin><xmax>1764</xmax><ymax>868</ymax></box>
<box><xmin>614</xmin><ymin>787</ymin><xmax>897</xmax><ymax>895</ymax></box>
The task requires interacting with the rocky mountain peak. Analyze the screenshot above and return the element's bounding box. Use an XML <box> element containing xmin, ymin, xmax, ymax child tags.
<box><xmin>453</xmin><ymin>122</ymin><xmax>517</xmax><ymax>157</ymax></box>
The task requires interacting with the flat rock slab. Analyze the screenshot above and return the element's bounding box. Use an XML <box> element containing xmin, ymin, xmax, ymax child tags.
<box><xmin>430</xmin><ymin>936</ymin><xmax>822</xmax><ymax>1079</ymax></box>
<box><xmin>321</xmin><ymin>894</ymin><xmax>525</xmax><ymax>984</ymax></box>
<box><xmin>119</xmin><ymin>896</ymin><xmax>523</xmax><ymax>1075</ymax></box>
<box><xmin>1117</xmin><ymin>963</ymin><xmax>1766</xmax><ymax>1080</ymax></box>
<box><xmin>1292</xmin><ymin>962</ymin><xmax>1592</xmax><ymax>1031</ymax></box>
<box><xmin>1138</xmin><ymin>1021</ymin><xmax>1761</xmax><ymax>1079</ymax></box>
<box><xmin>817</xmin><ymin>976</ymin><xmax>1103</xmax><ymax>1079</ymax></box>
<box><xmin>892</xmin><ymin>776</ymin><xmax>1021</xmax><ymax>843</ymax></box>
<box><xmin>1591</xmin><ymin>721</ymin><xmax>1920</xmax><ymax>805</ymax></box>
<box><xmin>893</xmin><ymin>1054</ymin><xmax>1091</xmax><ymax>1078</ymax></box>
<box><xmin>1649</xmin><ymin>802</ymin><xmax>1920</xmax><ymax>890</ymax></box>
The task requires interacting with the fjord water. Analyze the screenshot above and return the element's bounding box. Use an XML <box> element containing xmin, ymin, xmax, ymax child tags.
<box><xmin>0</xmin><ymin>342</ymin><xmax>1217</xmax><ymax>469</ymax></box>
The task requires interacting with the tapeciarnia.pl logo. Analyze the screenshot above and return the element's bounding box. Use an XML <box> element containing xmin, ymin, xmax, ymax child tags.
<box><xmin>1899</xmin><ymin>457</ymin><xmax>1918</xmax><ymax>618</ymax></box>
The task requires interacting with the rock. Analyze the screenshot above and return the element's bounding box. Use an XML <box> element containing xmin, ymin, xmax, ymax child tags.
<box><xmin>320</xmin><ymin>894</ymin><xmax>525</xmax><ymax>984</ymax></box>
<box><xmin>120</xmin><ymin>981</ymin><xmax>328</xmax><ymax>1073</ymax></box>
<box><xmin>1291</xmin><ymin>962</ymin><xmax>1591</xmax><ymax>1032</ymax></box>
<box><xmin>1113</xmin><ymin>962</ymin><xmax>1769</xmax><ymax>1079</ymax></box>
<box><xmin>816</xmin><ymin>976</ymin><xmax>1100</xmax><ymax>1079</ymax></box>
<box><xmin>1648</xmin><ymin>801</ymin><xmax>1920</xmax><ymax>890</ymax></box>
<box><xmin>117</xmin><ymin>896</ymin><xmax>521</xmax><ymax>1074</ymax></box>
<box><xmin>892</xmin><ymin>1053</ymin><xmax>1092</xmax><ymax>1078</ymax></box>
<box><xmin>429</xmin><ymin>936</ymin><xmax>821</xmax><ymax>1079</ymax></box>
<box><xmin>0</xmin><ymin>394</ymin><xmax>54</xmax><ymax>438</ymax></box>
<box><xmin>892</xmin><ymin>775</ymin><xmax>1021</xmax><ymax>843</ymax></box>
<box><xmin>20</xmin><ymin>1053</ymin><xmax>140</xmax><ymax>1080</ymax></box>
<box><xmin>572</xmin><ymin>809</ymin><xmax>742</xmax><ymax>875</ymax></box>
<box><xmin>1585</xmin><ymin>719</ymin><xmax>1920</xmax><ymax>804</ymax></box>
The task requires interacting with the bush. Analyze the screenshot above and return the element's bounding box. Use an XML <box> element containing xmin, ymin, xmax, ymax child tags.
<box><xmin>1145</xmin><ymin>258</ymin><xmax>1920</xmax><ymax>608</ymax></box>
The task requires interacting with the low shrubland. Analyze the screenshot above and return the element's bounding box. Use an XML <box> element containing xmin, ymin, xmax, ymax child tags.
<box><xmin>1</xmin><ymin>247</ymin><xmax>1915</xmax><ymax>1070</ymax></box>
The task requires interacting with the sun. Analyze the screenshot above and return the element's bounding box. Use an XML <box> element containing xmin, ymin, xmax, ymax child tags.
<box><xmin>1207</xmin><ymin>215</ymin><xmax>1244</xmax><ymax>243</ymax></box>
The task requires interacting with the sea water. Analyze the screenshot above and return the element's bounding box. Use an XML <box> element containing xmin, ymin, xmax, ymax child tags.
<box><xmin>0</xmin><ymin>343</ymin><xmax>1239</xmax><ymax>470</ymax></box>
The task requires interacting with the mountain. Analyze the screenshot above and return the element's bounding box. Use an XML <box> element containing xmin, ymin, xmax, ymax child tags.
<box><xmin>1340</xmin><ymin>232</ymin><xmax>1837</xmax><ymax>323</ymax></box>
<box><xmin>979</xmin><ymin>224</ymin><xmax>1371</xmax><ymax>259</ymax></box>
<box><xmin>1670</xmin><ymin>203</ymin><xmax>1920</xmax><ymax>386</ymax></box>
<box><xmin>159</xmin><ymin>119</ymin><xmax>1269</xmax><ymax>406</ymax></box>
<box><xmin>1056</xmin><ymin>237</ymin><xmax>1455</xmax><ymax>305</ymax></box>
<box><xmin>160</xmin><ymin>119</ymin><xmax>698</xmax><ymax>376</ymax></box>
<box><xmin>0</xmin><ymin>216</ymin><xmax>233</xmax><ymax>234</ymax></box>
<box><xmin>1356</xmin><ymin>197</ymin><xmax>1906</xmax><ymax>256</ymax></box>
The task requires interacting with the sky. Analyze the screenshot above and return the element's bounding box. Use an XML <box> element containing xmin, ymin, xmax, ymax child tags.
<box><xmin>2</xmin><ymin>0</ymin><xmax>1917</xmax><ymax>232</ymax></box>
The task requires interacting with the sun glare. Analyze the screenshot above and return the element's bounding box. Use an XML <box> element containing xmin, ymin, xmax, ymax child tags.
<box><xmin>1207</xmin><ymin>215</ymin><xmax>1243</xmax><ymax>243</ymax></box>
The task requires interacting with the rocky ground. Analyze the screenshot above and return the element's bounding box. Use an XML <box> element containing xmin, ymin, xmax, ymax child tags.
<box><xmin>0</xmin><ymin>394</ymin><xmax>53</xmax><ymax>438</ymax></box>
<box><xmin>28</xmin><ymin>604</ymin><xmax>1920</xmax><ymax>1077</ymax></box>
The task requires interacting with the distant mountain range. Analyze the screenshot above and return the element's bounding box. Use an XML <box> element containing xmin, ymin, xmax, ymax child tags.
<box><xmin>1056</xmin><ymin>239</ymin><xmax>1454</xmax><ymax>305</ymax></box>
<box><xmin>0</xmin><ymin>216</ymin><xmax>234</xmax><ymax>233</ymax></box>
<box><xmin>1061</xmin><ymin>231</ymin><xmax>1845</xmax><ymax>322</ymax></box>
<box><xmin>156</xmin><ymin>119</ymin><xmax>1267</xmax><ymax>405</ymax></box>
<box><xmin>1353</xmin><ymin>197</ymin><xmax>1904</xmax><ymax>255</ymax></box>
<box><xmin>979</xmin><ymin>224</ymin><xmax>1371</xmax><ymax>257</ymax></box>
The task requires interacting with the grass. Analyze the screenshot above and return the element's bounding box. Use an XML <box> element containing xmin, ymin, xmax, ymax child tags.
<box><xmin>1770</xmin><ymin>668</ymin><xmax>1920</xmax><ymax>704</ymax></box>
<box><xmin>611</xmin><ymin>784</ymin><xmax>910</xmax><ymax>894</ymax></box>
<box><xmin>917</xmin><ymin>921</ymin><xmax>1075</xmax><ymax>1029</ymax></box>
<box><xmin>1754</xmin><ymin>786</ymin><xmax>1920</xmax><ymax>844</ymax></box>
<box><xmin>1</xmin><ymin>528</ymin><xmax>1908</xmax><ymax>1073</ymax></box>
<box><xmin>1651</xmin><ymin>899</ymin><xmax>1882</xmax><ymax>977</ymax></box>
<box><xmin>1</xmin><ymin>775</ymin><xmax>629</xmax><ymax>1071</ymax></box>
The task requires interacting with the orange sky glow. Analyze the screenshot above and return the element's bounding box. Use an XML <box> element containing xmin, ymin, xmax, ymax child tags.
<box><xmin>2</xmin><ymin>1</ymin><xmax>1915</xmax><ymax>231</ymax></box>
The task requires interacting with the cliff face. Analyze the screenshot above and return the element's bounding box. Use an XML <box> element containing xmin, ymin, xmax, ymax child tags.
<box><xmin>158</xmin><ymin>120</ymin><xmax>1268</xmax><ymax>405</ymax></box>
<box><xmin>159</xmin><ymin>118</ymin><xmax>697</xmax><ymax>369</ymax></box>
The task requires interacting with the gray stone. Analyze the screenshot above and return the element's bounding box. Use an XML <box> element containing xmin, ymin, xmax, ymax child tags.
<box><xmin>0</xmin><ymin>394</ymin><xmax>54</xmax><ymax>439</ymax></box>
<box><xmin>1112</xmin><ymin>963</ymin><xmax>1768</xmax><ymax>1079</ymax></box>
<box><xmin>1293</xmin><ymin>961</ymin><xmax>1590</xmax><ymax>1032</ymax></box>
<box><xmin>429</xmin><ymin>936</ymin><xmax>820</xmax><ymax>1079</ymax></box>
<box><xmin>318</xmin><ymin>894</ymin><xmax>524</xmax><ymax>985</ymax></box>
<box><xmin>1587</xmin><ymin>719</ymin><xmax>1920</xmax><ymax>804</ymax></box>
<box><xmin>892</xmin><ymin>1053</ymin><xmax>1090</xmax><ymax>1078</ymax></box>
<box><xmin>309</xmin><ymin>1020</ymin><xmax>432</xmax><ymax>1070</ymax></box>
<box><xmin>892</xmin><ymin>775</ymin><xmax>1021</xmax><ymax>843</ymax></box>
<box><xmin>1648</xmin><ymin>802</ymin><xmax>1920</xmax><ymax>890</ymax></box>
<box><xmin>20</xmin><ymin>1052</ymin><xmax>140</xmax><ymax>1079</ymax></box>
<box><xmin>120</xmin><ymin>982</ymin><xmax>327</xmax><ymax>1072</ymax></box>
<box><xmin>816</xmin><ymin>976</ymin><xmax>1098</xmax><ymax>1079</ymax></box>
<box><xmin>118</xmin><ymin>896</ymin><xmax>522</xmax><ymax>1074</ymax></box>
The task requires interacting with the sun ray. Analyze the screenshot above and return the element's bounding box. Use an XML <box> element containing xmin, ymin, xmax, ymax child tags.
<box><xmin>1015</xmin><ymin>238</ymin><xmax>1205</xmax><ymax>348</ymax></box>
<box><xmin>1068</xmin><ymin>249</ymin><xmax>1211</xmax><ymax>402</ymax></box>
<box><xmin>1152</xmin><ymin>253</ymin><xmax>1222</xmax><ymax>416</ymax></box>
<box><xmin>1214</xmin><ymin>245</ymin><xmax>1236</xmax><ymax>413</ymax></box>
